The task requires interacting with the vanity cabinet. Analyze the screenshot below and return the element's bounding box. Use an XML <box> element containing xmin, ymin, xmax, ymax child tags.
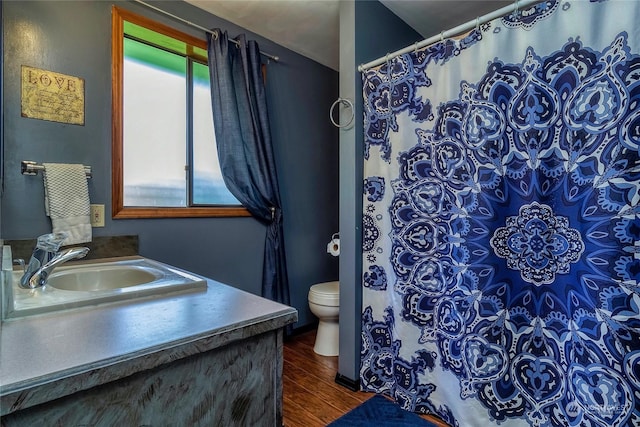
<box><xmin>0</xmin><ymin>262</ymin><xmax>297</xmax><ymax>426</ymax></box>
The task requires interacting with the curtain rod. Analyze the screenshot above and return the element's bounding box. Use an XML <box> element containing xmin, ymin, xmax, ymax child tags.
<box><xmin>132</xmin><ymin>0</ymin><xmax>279</xmax><ymax>63</ymax></box>
<box><xmin>358</xmin><ymin>0</ymin><xmax>542</xmax><ymax>72</ymax></box>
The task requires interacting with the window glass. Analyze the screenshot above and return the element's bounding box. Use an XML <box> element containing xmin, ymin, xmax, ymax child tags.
<box><xmin>123</xmin><ymin>37</ymin><xmax>186</xmax><ymax>207</ymax></box>
<box><xmin>192</xmin><ymin>61</ymin><xmax>239</xmax><ymax>205</ymax></box>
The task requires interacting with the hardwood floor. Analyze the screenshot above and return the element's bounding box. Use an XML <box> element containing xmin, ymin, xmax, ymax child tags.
<box><xmin>282</xmin><ymin>329</ymin><xmax>450</xmax><ymax>427</ymax></box>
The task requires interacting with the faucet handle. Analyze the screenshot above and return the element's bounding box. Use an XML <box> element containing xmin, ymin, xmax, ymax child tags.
<box><xmin>58</xmin><ymin>247</ymin><xmax>90</xmax><ymax>259</ymax></box>
<box><xmin>46</xmin><ymin>247</ymin><xmax>90</xmax><ymax>268</ymax></box>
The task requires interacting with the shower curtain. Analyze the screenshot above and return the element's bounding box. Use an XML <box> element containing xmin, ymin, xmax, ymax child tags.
<box><xmin>360</xmin><ymin>1</ymin><xmax>640</xmax><ymax>426</ymax></box>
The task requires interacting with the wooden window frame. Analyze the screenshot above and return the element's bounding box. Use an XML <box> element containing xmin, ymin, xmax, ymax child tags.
<box><xmin>111</xmin><ymin>6</ymin><xmax>250</xmax><ymax>219</ymax></box>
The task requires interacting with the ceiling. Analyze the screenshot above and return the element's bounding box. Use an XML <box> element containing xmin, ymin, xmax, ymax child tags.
<box><xmin>184</xmin><ymin>0</ymin><xmax>508</xmax><ymax>71</ymax></box>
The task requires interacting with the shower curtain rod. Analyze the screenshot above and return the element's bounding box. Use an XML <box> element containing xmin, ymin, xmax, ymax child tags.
<box><xmin>358</xmin><ymin>0</ymin><xmax>541</xmax><ymax>72</ymax></box>
<box><xmin>132</xmin><ymin>0</ymin><xmax>280</xmax><ymax>63</ymax></box>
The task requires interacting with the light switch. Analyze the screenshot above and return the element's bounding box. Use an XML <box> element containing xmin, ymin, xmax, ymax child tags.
<box><xmin>90</xmin><ymin>204</ymin><xmax>105</xmax><ymax>227</ymax></box>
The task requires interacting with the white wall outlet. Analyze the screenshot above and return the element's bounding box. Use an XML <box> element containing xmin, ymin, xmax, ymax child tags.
<box><xmin>90</xmin><ymin>204</ymin><xmax>105</xmax><ymax>227</ymax></box>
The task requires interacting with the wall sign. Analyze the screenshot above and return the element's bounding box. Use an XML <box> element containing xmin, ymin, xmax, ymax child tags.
<box><xmin>21</xmin><ymin>65</ymin><xmax>85</xmax><ymax>125</ymax></box>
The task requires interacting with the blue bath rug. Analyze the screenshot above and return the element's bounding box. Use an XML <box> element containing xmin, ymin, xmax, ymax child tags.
<box><xmin>327</xmin><ymin>394</ymin><xmax>441</xmax><ymax>426</ymax></box>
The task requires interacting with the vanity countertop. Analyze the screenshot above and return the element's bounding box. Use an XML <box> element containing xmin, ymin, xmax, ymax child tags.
<box><xmin>0</xmin><ymin>257</ymin><xmax>297</xmax><ymax>416</ymax></box>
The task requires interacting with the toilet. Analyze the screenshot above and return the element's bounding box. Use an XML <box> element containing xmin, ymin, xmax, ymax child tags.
<box><xmin>308</xmin><ymin>281</ymin><xmax>340</xmax><ymax>356</ymax></box>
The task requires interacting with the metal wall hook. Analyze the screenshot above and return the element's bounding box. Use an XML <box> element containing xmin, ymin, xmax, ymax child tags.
<box><xmin>329</xmin><ymin>98</ymin><xmax>355</xmax><ymax>129</ymax></box>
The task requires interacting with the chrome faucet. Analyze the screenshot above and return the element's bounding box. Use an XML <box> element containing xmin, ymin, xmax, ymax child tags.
<box><xmin>20</xmin><ymin>232</ymin><xmax>68</xmax><ymax>288</ymax></box>
<box><xmin>25</xmin><ymin>247</ymin><xmax>90</xmax><ymax>289</ymax></box>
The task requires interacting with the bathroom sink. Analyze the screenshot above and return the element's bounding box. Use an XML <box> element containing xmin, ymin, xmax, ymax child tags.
<box><xmin>47</xmin><ymin>265</ymin><xmax>161</xmax><ymax>291</ymax></box>
<box><xmin>5</xmin><ymin>257</ymin><xmax>207</xmax><ymax>319</ymax></box>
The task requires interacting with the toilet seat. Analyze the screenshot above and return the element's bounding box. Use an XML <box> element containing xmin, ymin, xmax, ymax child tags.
<box><xmin>308</xmin><ymin>281</ymin><xmax>339</xmax><ymax>306</ymax></box>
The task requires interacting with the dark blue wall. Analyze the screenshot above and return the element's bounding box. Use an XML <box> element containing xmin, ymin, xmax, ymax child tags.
<box><xmin>1</xmin><ymin>0</ymin><xmax>339</xmax><ymax>330</ymax></box>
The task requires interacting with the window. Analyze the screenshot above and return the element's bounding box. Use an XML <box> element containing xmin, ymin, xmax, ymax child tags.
<box><xmin>112</xmin><ymin>6</ymin><xmax>249</xmax><ymax>218</ymax></box>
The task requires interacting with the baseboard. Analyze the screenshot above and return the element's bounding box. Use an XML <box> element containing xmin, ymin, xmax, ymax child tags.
<box><xmin>335</xmin><ymin>372</ymin><xmax>360</xmax><ymax>392</ymax></box>
<box><xmin>285</xmin><ymin>322</ymin><xmax>318</xmax><ymax>341</ymax></box>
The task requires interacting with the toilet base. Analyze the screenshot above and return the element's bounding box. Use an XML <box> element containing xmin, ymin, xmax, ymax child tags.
<box><xmin>313</xmin><ymin>319</ymin><xmax>339</xmax><ymax>356</ymax></box>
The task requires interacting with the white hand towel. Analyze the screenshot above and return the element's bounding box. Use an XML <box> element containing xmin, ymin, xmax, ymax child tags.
<box><xmin>43</xmin><ymin>163</ymin><xmax>92</xmax><ymax>245</ymax></box>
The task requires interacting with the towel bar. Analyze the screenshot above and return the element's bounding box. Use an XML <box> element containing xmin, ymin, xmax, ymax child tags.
<box><xmin>21</xmin><ymin>161</ymin><xmax>92</xmax><ymax>178</ymax></box>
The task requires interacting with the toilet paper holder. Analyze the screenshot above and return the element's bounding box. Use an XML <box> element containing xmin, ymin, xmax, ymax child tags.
<box><xmin>327</xmin><ymin>233</ymin><xmax>340</xmax><ymax>256</ymax></box>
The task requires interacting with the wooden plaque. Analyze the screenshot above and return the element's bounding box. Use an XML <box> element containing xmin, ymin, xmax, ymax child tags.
<box><xmin>21</xmin><ymin>65</ymin><xmax>85</xmax><ymax>125</ymax></box>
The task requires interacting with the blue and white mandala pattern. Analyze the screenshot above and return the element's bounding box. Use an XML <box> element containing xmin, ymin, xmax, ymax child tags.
<box><xmin>360</xmin><ymin>13</ymin><xmax>640</xmax><ymax>427</ymax></box>
<box><xmin>490</xmin><ymin>202</ymin><xmax>585</xmax><ymax>285</ymax></box>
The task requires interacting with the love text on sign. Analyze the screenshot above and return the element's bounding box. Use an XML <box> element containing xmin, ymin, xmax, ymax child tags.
<box><xmin>21</xmin><ymin>65</ymin><xmax>85</xmax><ymax>125</ymax></box>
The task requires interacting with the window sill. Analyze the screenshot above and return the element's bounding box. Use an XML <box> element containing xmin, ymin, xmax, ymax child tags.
<box><xmin>112</xmin><ymin>206</ymin><xmax>251</xmax><ymax>219</ymax></box>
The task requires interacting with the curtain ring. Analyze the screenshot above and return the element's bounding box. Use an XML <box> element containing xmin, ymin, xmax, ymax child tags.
<box><xmin>329</xmin><ymin>98</ymin><xmax>355</xmax><ymax>129</ymax></box>
<box><xmin>475</xmin><ymin>17</ymin><xmax>480</xmax><ymax>32</ymax></box>
<box><xmin>513</xmin><ymin>0</ymin><xmax>519</xmax><ymax>18</ymax></box>
<box><xmin>413</xmin><ymin>41</ymin><xmax>419</xmax><ymax>54</ymax></box>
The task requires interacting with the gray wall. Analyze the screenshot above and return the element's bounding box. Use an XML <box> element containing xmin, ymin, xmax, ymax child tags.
<box><xmin>337</xmin><ymin>0</ymin><xmax>421</xmax><ymax>384</ymax></box>
<box><xmin>1</xmin><ymin>0</ymin><xmax>339</xmax><ymax>330</ymax></box>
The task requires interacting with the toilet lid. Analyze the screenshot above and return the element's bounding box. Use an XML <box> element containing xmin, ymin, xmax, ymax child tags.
<box><xmin>309</xmin><ymin>281</ymin><xmax>339</xmax><ymax>305</ymax></box>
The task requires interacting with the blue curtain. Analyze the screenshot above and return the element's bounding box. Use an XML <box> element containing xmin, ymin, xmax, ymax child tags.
<box><xmin>207</xmin><ymin>30</ymin><xmax>290</xmax><ymax>308</ymax></box>
<box><xmin>360</xmin><ymin>1</ymin><xmax>640</xmax><ymax>426</ymax></box>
